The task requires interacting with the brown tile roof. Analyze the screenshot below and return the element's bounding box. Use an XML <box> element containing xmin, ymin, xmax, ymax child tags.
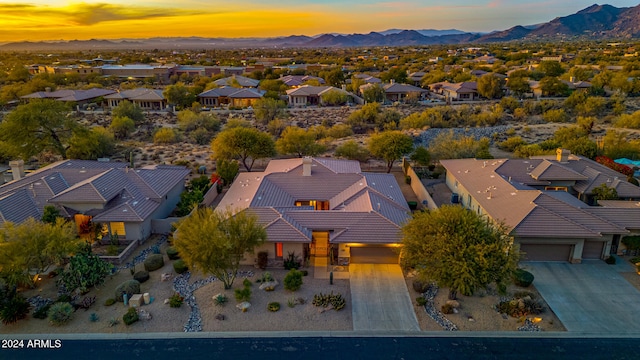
<box><xmin>530</xmin><ymin>160</ymin><xmax>588</xmax><ymax>181</ymax></box>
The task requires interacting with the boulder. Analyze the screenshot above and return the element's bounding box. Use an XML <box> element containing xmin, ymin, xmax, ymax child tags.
<box><xmin>236</xmin><ymin>302</ymin><xmax>251</xmax><ymax>312</ymax></box>
<box><xmin>138</xmin><ymin>309</ymin><xmax>152</xmax><ymax>320</ymax></box>
<box><xmin>161</xmin><ymin>273</ymin><xmax>172</xmax><ymax>282</ymax></box>
<box><xmin>259</xmin><ymin>280</ymin><xmax>279</xmax><ymax>291</ymax></box>
<box><xmin>445</xmin><ymin>300</ymin><xmax>460</xmax><ymax>309</ymax></box>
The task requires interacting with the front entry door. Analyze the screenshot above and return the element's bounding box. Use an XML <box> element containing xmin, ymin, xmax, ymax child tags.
<box><xmin>312</xmin><ymin>231</ymin><xmax>329</xmax><ymax>257</ymax></box>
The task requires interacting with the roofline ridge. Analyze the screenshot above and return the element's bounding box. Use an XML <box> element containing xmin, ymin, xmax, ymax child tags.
<box><xmin>528</xmin><ymin>203</ymin><xmax>602</xmax><ymax>237</ymax></box>
<box><xmin>93</xmin><ymin>201</ymin><xmax>145</xmax><ymax>222</ymax></box>
<box><xmin>278</xmin><ymin>211</ymin><xmax>311</xmax><ymax>241</ymax></box>
<box><xmin>536</xmin><ymin>192</ymin><xmax>625</xmax><ymax>231</ymax></box>
<box><xmin>126</xmin><ymin>169</ymin><xmax>162</xmax><ymax>199</ymax></box>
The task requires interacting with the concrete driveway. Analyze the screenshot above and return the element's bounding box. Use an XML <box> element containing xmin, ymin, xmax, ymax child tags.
<box><xmin>349</xmin><ymin>264</ymin><xmax>420</xmax><ymax>331</ymax></box>
<box><xmin>523</xmin><ymin>260</ymin><xmax>640</xmax><ymax>334</ymax></box>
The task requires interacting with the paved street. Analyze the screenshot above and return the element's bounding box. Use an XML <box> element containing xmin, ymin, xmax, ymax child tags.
<box><xmin>5</xmin><ymin>334</ymin><xmax>640</xmax><ymax>360</ymax></box>
<box><xmin>349</xmin><ymin>263</ymin><xmax>420</xmax><ymax>331</ymax></box>
<box><xmin>523</xmin><ymin>260</ymin><xmax>640</xmax><ymax>333</ymax></box>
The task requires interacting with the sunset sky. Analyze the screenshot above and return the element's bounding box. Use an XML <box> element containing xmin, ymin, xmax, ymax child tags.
<box><xmin>1</xmin><ymin>1</ymin><xmax>639</xmax><ymax>42</ymax></box>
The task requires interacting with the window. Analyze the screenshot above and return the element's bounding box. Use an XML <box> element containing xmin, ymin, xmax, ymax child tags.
<box><xmin>275</xmin><ymin>243</ymin><xmax>283</xmax><ymax>259</ymax></box>
<box><xmin>109</xmin><ymin>222</ymin><xmax>126</xmax><ymax>237</ymax></box>
<box><xmin>545</xmin><ymin>186</ymin><xmax>568</xmax><ymax>192</ymax></box>
<box><xmin>295</xmin><ymin>200</ymin><xmax>329</xmax><ymax>210</ymax></box>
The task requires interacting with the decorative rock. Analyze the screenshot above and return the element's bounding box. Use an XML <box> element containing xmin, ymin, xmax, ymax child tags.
<box><xmin>215</xmin><ymin>314</ymin><xmax>225</xmax><ymax>321</ymax></box>
<box><xmin>236</xmin><ymin>302</ymin><xmax>251</xmax><ymax>312</ymax></box>
<box><xmin>259</xmin><ymin>280</ymin><xmax>279</xmax><ymax>291</ymax></box>
<box><xmin>164</xmin><ymin>299</ymin><xmax>170</xmax><ymax>304</ymax></box>
<box><xmin>161</xmin><ymin>273</ymin><xmax>172</xmax><ymax>281</ymax></box>
<box><xmin>445</xmin><ymin>300</ymin><xmax>460</xmax><ymax>309</ymax></box>
<box><xmin>129</xmin><ymin>294</ymin><xmax>143</xmax><ymax>308</ymax></box>
<box><xmin>139</xmin><ymin>309</ymin><xmax>152</xmax><ymax>320</ymax></box>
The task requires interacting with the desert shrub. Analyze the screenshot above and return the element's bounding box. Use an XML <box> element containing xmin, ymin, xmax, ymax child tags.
<box><xmin>629</xmin><ymin>256</ymin><xmax>640</xmax><ymax>264</ymax></box>
<box><xmin>327</xmin><ymin>124</ymin><xmax>353</xmax><ymax>139</ymax></box>
<box><xmin>543</xmin><ymin>108</ymin><xmax>569</xmax><ymax>123</ymax></box>
<box><xmin>0</xmin><ymin>286</ymin><xmax>30</xmax><ymax>325</ymax></box>
<box><xmin>513</xmin><ymin>269</ymin><xmax>534</xmax><ymax>287</ymax></box>
<box><xmin>498</xmin><ymin>136</ymin><xmax>527</xmax><ymax>152</ymax></box>
<box><xmin>166</xmin><ymin>246</ymin><xmax>180</xmax><ymax>260</ymax></box>
<box><xmin>243</xmin><ymin>278</ymin><xmax>253</xmax><ymax>288</ymax></box>
<box><xmin>283</xmin><ymin>252</ymin><xmax>301</xmax><ymax>270</ymax></box>
<box><xmin>312</xmin><ymin>291</ymin><xmax>346</xmax><ymax>311</ymax></box>
<box><xmin>122</xmin><ymin>307</ymin><xmax>139</xmax><ymax>325</ymax></box>
<box><xmin>89</xmin><ymin>312</ymin><xmax>99</xmax><ymax>322</ymax></box>
<box><xmin>48</xmin><ymin>302</ymin><xmax>74</xmax><ymax>326</ymax></box>
<box><xmin>33</xmin><ymin>303</ymin><xmax>52</xmax><ymax>319</ymax></box>
<box><xmin>301</xmin><ymin>270</ymin><xmax>308</xmax><ymax>276</ymax></box>
<box><xmin>60</xmin><ymin>244</ymin><xmax>113</xmax><ymax>294</ymax></box>
<box><xmin>441</xmin><ymin>303</ymin><xmax>453</xmax><ymax>314</ymax></box>
<box><xmin>213</xmin><ymin>294</ymin><xmax>228</xmax><ymax>306</ymax></box>
<box><xmin>153</xmin><ymin>127</ymin><xmax>178</xmax><ymax>144</ymax></box>
<box><xmin>115</xmin><ymin>280</ymin><xmax>141</xmax><ymax>302</ymax></box>
<box><xmin>133</xmin><ymin>271</ymin><xmax>150</xmax><ymax>283</ymax></box>
<box><xmin>412</xmin><ymin>279</ymin><xmax>430</xmax><ymax>293</ymax></box>
<box><xmin>623</xmin><ymin>236</ymin><xmax>640</xmax><ymax>251</ymax></box>
<box><xmin>104</xmin><ymin>298</ymin><xmax>116</xmax><ymax>306</ymax></box>
<box><xmin>267</xmin><ymin>302</ymin><xmax>281</xmax><ymax>312</ymax></box>
<box><xmin>496</xmin><ymin>296</ymin><xmax>544</xmax><ymax>318</ymax></box>
<box><xmin>605</xmin><ymin>256</ymin><xmax>616</xmax><ymax>265</ymax></box>
<box><xmin>284</xmin><ymin>269</ymin><xmax>303</xmax><ymax>291</ymax></box>
<box><xmin>56</xmin><ymin>294</ymin><xmax>72</xmax><ymax>303</ymax></box>
<box><xmin>257</xmin><ymin>251</ymin><xmax>268</xmax><ymax>270</ymax></box>
<box><xmin>261</xmin><ymin>272</ymin><xmax>274</xmax><ymax>283</ymax></box>
<box><xmin>234</xmin><ymin>287</ymin><xmax>252</xmax><ymax>302</ymax></box>
<box><xmin>144</xmin><ymin>254</ymin><xmax>164</xmax><ymax>271</ymax></box>
<box><xmin>169</xmin><ymin>293</ymin><xmax>184</xmax><ymax>308</ymax></box>
<box><xmin>173</xmin><ymin>259</ymin><xmax>188</xmax><ymax>274</ymax></box>
<box><xmin>416</xmin><ymin>297</ymin><xmax>427</xmax><ymax>306</ymax></box>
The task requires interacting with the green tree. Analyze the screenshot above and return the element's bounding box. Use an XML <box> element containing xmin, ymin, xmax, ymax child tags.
<box><xmin>41</xmin><ymin>205</ymin><xmax>61</xmax><ymax>224</ymax></box>
<box><xmin>112</xmin><ymin>100</ymin><xmax>144</xmax><ymax>124</ymax></box>
<box><xmin>216</xmin><ymin>158</ymin><xmax>240</xmax><ymax>186</ymax></box>
<box><xmin>334</xmin><ymin>140</ymin><xmax>370</xmax><ymax>162</ymax></box>
<box><xmin>381</xmin><ymin>67</ymin><xmax>408</xmax><ymax>84</ymax></box>
<box><xmin>362</xmin><ymin>84</ymin><xmax>386</xmax><ymax>103</ymax></box>
<box><xmin>410</xmin><ymin>146</ymin><xmax>431</xmax><ymax>166</ymax></box>
<box><xmin>368</xmin><ymin>131</ymin><xmax>414</xmax><ymax>173</ymax></box>
<box><xmin>253</xmin><ymin>98</ymin><xmax>287</xmax><ymax>124</ymax></box>
<box><xmin>603</xmin><ymin>130</ymin><xmax>640</xmax><ymax>159</ymax></box>
<box><xmin>477</xmin><ymin>74</ymin><xmax>504</xmax><ymax>99</ymax></box>
<box><xmin>109</xmin><ymin>116</ymin><xmax>135</xmax><ymax>139</ymax></box>
<box><xmin>539</xmin><ymin>76</ymin><xmax>570</xmax><ymax>97</ymax></box>
<box><xmin>322</xmin><ymin>68</ymin><xmax>345</xmax><ymax>87</ymax></box>
<box><xmin>0</xmin><ymin>99</ymin><xmax>76</xmax><ymax>159</ymax></box>
<box><xmin>0</xmin><ymin>218</ymin><xmax>78</xmax><ymax>287</ymax></box>
<box><xmin>276</xmin><ymin>126</ymin><xmax>326</xmax><ymax>158</ymax></box>
<box><xmin>592</xmin><ymin>183</ymin><xmax>618</xmax><ymax>202</ymax></box>
<box><xmin>538</xmin><ymin>61</ymin><xmax>565</xmax><ymax>77</ymax></box>
<box><xmin>320</xmin><ymin>89</ymin><xmax>349</xmax><ymax>106</ymax></box>
<box><xmin>67</xmin><ymin>127</ymin><xmax>115</xmax><ymax>160</ymax></box>
<box><xmin>347</xmin><ymin>102</ymin><xmax>381</xmax><ymax>130</ymax></box>
<box><xmin>401</xmin><ymin>205</ymin><xmax>518</xmax><ymax>300</ymax></box>
<box><xmin>211</xmin><ymin>127</ymin><xmax>276</xmax><ymax>172</ymax></box>
<box><xmin>60</xmin><ymin>243</ymin><xmax>113</xmax><ymax>293</ymax></box>
<box><xmin>163</xmin><ymin>82</ymin><xmax>196</xmax><ymax>110</ymax></box>
<box><xmin>173</xmin><ymin>208</ymin><xmax>267</xmax><ymax>289</ymax></box>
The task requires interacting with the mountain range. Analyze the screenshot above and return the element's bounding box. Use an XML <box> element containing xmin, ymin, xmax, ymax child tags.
<box><xmin>2</xmin><ymin>4</ymin><xmax>640</xmax><ymax>51</ymax></box>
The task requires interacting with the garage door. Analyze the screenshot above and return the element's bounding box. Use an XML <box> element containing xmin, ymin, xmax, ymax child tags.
<box><xmin>520</xmin><ymin>244</ymin><xmax>572</xmax><ymax>262</ymax></box>
<box><xmin>582</xmin><ymin>241</ymin><xmax>604</xmax><ymax>259</ymax></box>
<box><xmin>350</xmin><ymin>246</ymin><xmax>399</xmax><ymax>264</ymax></box>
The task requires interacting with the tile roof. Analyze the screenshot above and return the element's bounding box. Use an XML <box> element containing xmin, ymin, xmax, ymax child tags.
<box><xmin>104</xmin><ymin>88</ymin><xmax>165</xmax><ymax>101</ymax></box>
<box><xmin>0</xmin><ymin>160</ymin><xmax>188</xmax><ymax>225</ymax></box>
<box><xmin>216</xmin><ymin>157</ymin><xmax>410</xmax><ymax>245</ymax></box>
<box><xmin>213</xmin><ymin>75</ymin><xmax>259</xmax><ymax>88</ymax></box>
<box><xmin>441</xmin><ymin>156</ymin><xmax>635</xmax><ymax>240</ymax></box>
<box><xmin>382</xmin><ymin>83</ymin><xmax>427</xmax><ymax>93</ymax></box>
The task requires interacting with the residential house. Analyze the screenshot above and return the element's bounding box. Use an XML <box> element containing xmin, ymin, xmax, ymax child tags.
<box><xmin>280</xmin><ymin>75</ymin><xmax>326</xmax><ymax>87</ymax></box>
<box><xmin>20</xmin><ymin>88</ymin><xmax>115</xmax><ymax>107</ymax></box>
<box><xmin>213</xmin><ymin>75</ymin><xmax>260</xmax><ymax>88</ymax></box>
<box><xmin>197</xmin><ymin>86</ymin><xmax>264</xmax><ymax>108</ymax></box>
<box><xmin>440</xmin><ymin>149</ymin><xmax>640</xmax><ymax>263</ymax></box>
<box><xmin>350</xmin><ymin>73</ymin><xmax>382</xmax><ymax>85</ymax></box>
<box><xmin>407</xmin><ymin>72</ymin><xmax>426</xmax><ymax>86</ymax></box>
<box><xmin>285</xmin><ymin>85</ymin><xmax>351</xmax><ymax>107</ymax></box>
<box><xmin>215</xmin><ymin>157</ymin><xmax>411</xmax><ymax>266</ymax></box>
<box><xmin>428</xmin><ymin>81</ymin><xmax>478</xmax><ymax>101</ymax></box>
<box><xmin>382</xmin><ymin>82</ymin><xmax>428</xmax><ymax>103</ymax></box>
<box><xmin>0</xmin><ymin>160</ymin><xmax>190</xmax><ymax>242</ymax></box>
<box><xmin>105</xmin><ymin>88</ymin><xmax>168</xmax><ymax>110</ymax></box>
<box><xmin>99</xmin><ymin>64</ymin><xmax>176</xmax><ymax>83</ymax></box>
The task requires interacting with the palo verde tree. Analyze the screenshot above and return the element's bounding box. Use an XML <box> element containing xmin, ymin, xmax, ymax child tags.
<box><xmin>0</xmin><ymin>99</ymin><xmax>77</xmax><ymax>159</ymax></box>
<box><xmin>0</xmin><ymin>218</ymin><xmax>78</xmax><ymax>287</ymax></box>
<box><xmin>172</xmin><ymin>208</ymin><xmax>267</xmax><ymax>289</ymax></box>
<box><xmin>368</xmin><ymin>131</ymin><xmax>414</xmax><ymax>173</ymax></box>
<box><xmin>111</xmin><ymin>100</ymin><xmax>144</xmax><ymax>124</ymax></box>
<box><xmin>211</xmin><ymin>127</ymin><xmax>276</xmax><ymax>172</ymax></box>
<box><xmin>275</xmin><ymin>126</ymin><xmax>326</xmax><ymax>158</ymax></box>
<box><xmin>401</xmin><ymin>205</ymin><xmax>519</xmax><ymax>300</ymax></box>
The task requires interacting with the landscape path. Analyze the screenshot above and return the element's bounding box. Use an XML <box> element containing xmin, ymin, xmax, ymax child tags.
<box><xmin>524</xmin><ymin>260</ymin><xmax>640</xmax><ymax>334</ymax></box>
<box><xmin>349</xmin><ymin>264</ymin><xmax>420</xmax><ymax>331</ymax></box>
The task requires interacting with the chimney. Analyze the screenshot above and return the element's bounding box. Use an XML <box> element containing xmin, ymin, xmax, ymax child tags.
<box><xmin>556</xmin><ymin>148</ymin><xmax>570</xmax><ymax>163</ymax></box>
<box><xmin>9</xmin><ymin>160</ymin><xmax>25</xmax><ymax>181</ymax></box>
<box><xmin>302</xmin><ymin>157</ymin><xmax>312</xmax><ymax>176</ymax></box>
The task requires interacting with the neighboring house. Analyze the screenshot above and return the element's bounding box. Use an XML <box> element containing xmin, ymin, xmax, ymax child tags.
<box><xmin>0</xmin><ymin>159</ymin><xmax>189</xmax><ymax>243</ymax></box>
<box><xmin>280</xmin><ymin>75</ymin><xmax>326</xmax><ymax>87</ymax></box>
<box><xmin>20</xmin><ymin>88</ymin><xmax>115</xmax><ymax>106</ymax></box>
<box><xmin>213</xmin><ymin>75</ymin><xmax>260</xmax><ymax>88</ymax></box>
<box><xmin>407</xmin><ymin>72</ymin><xmax>426</xmax><ymax>86</ymax></box>
<box><xmin>285</xmin><ymin>85</ymin><xmax>351</xmax><ymax>107</ymax></box>
<box><xmin>99</xmin><ymin>64</ymin><xmax>176</xmax><ymax>83</ymax></box>
<box><xmin>440</xmin><ymin>149</ymin><xmax>640</xmax><ymax>263</ymax></box>
<box><xmin>474</xmin><ymin>55</ymin><xmax>498</xmax><ymax>64</ymax></box>
<box><xmin>428</xmin><ymin>81</ymin><xmax>478</xmax><ymax>101</ymax></box>
<box><xmin>350</xmin><ymin>73</ymin><xmax>381</xmax><ymax>85</ymax></box>
<box><xmin>216</xmin><ymin>157</ymin><xmax>411</xmax><ymax>266</ymax></box>
<box><xmin>382</xmin><ymin>82</ymin><xmax>428</xmax><ymax>103</ymax></box>
<box><xmin>197</xmin><ymin>86</ymin><xmax>264</xmax><ymax>108</ymax></box>
<box><xmin>105</xmin><ymin>88</ymin><xmax>168</xmax><ymax>110</ymax></box>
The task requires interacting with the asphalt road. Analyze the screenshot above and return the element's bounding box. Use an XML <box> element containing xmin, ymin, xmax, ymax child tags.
<box><xmin>3</xmin><ymin>336</ymin><xmax>639</xmax><ymax>360</ymax></box>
